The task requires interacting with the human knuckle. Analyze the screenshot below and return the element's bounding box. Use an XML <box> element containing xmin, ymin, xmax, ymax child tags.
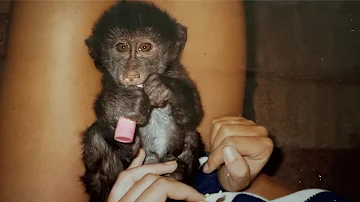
<box><xmin>153</xmin><ymin>177</ymin><xmax>168</xmax><ymax>187</ymax></box>
<box><xmin>143</xmin><ymin>173</ymin><xmax>156</xmax><ymax>181</ymax></box>
<box><xmin>218</xmin><ymin>124</ymin><xmax>227</xmax><ymax>133</ymax></box>
<box><xmin>211</xmin><ymin>119</ymin><xmax>218</xmax><ymax>125</ymax></box>
<box><xmin>246</xmin><ymin>120</ymin><xmax>256</xmax><ymax>125</ymax></box>
<box><xmin>218</xmin><ymin>125</ymin><xmax>232</xmax><ymax>139</ymax></box>
<box><xmin>257</xmin><ymin>126</ymin><xmax>268</xmax><ymax>136</ymax></box>
<box><xmin>223</xmin><ymin>136</ymin><xmax>234</xmax><ymax>146</ymax></box>
<box><xmin>213</xmin><ymin>121</ymin><xmax>223</xmax><ymax>131</ymax></box>
<box><xmin>212</xmin><ymin>117</ymin><xmax>225</xmax><ymax>126</ymax></box>
<box><xmin>262</xmin><ymin>138</ymin><xmax>274</xmax><ymax>151</ymax></box>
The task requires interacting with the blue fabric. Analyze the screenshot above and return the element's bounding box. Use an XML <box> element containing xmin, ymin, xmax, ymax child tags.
<box><xmin>191</xmin><ymin>152</ymin><xmax>225</xmax><ymax>195</ymax></box>
<box><xmin>233</xmin><ymin>194</ymin><xmax>266</xmax><ymax>202</ymax></box>
<box><xmin>305</xmin><ymin>191</ymin><xmax>348</xmax><ymax>202</ymax></box>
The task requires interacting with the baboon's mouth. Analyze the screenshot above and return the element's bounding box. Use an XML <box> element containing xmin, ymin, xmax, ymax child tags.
<box><xmin>119</xmin><ymin>73</ymin><xmax>148</xmax><ymax>88</ymax></box>
<box><xmin>119</xmin><ymin>78</ymin><xmax>145</xmax><ymax>87</ymax></box>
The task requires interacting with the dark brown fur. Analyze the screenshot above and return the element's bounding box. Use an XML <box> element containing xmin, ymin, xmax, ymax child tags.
<box><xmin>80</xmin><ymin>1</ymin><xmax>204</xmax><ymax>202</ymax></box>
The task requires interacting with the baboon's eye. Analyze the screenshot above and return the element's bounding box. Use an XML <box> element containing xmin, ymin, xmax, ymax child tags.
<box><xmin>116</xmin><ymin>43</ymin><xmax>128</xmax><ymax>52</ymax></box>
<box><xmin>138</xmin><ymin>43</ymin><xmax>152</xmax><ymax>52</ymax></box>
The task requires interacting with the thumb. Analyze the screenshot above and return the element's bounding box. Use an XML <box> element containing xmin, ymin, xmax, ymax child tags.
<box><xmin>218</xmin><ymin>146</ymin><xmax>251</xmax><ymax>192</ymax></box>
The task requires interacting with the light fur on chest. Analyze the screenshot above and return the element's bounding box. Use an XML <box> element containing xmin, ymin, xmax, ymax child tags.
<box><xmin>138</xmin><ymin>105</ymin><xmax>178</xmax><ymax>161</ymax></box>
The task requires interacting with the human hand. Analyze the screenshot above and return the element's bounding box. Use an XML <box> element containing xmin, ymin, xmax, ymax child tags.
<box><xmin>202</xmin><ymin>116</ymin><xmax>273</xmax><ymax>192</ymax></box>
<box><xmin>107</xmin><ymin>149</ymin><xmax>206</xmax><ymax>202</ymax></box>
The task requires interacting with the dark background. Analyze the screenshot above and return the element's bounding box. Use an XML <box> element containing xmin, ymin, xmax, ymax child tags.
<box><xmin>242</xmin><ymin>1</ymin><xmax>360</xmax><ymax>202</ymax></box>
<box><xmin>0</xmin><ymin>1</ymin><xmax>359</xmax><ymax>201</ymax></box>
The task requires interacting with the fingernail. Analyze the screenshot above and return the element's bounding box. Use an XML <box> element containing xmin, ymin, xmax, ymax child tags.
<box><xmin>203</xmin><ymin>163</ymin><xmax>209</xmax><ymax>173</ymax></box>
<box><xmin>223</xmin><ymin>146</ymin><xmax>237</xmax><ymax>164</ymax></box>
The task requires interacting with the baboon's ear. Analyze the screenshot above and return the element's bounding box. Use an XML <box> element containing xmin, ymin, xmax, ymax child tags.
<box><xmin>85</xmin><ymin>36</ymin><xmax>105</xmax><ymax>71</ymax></box>
<box><xmin>176</xmin><ymin>23</ymin><xmax>187</xmax><ymax>54</ymax></box>
<box><xmin>85</xmin><ymin>36</ymin><xmax>98</xmax><ymax>61</ymax></box>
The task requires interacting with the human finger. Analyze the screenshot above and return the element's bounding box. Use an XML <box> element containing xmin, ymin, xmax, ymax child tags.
<box><xmin>119</xmin><ymin>173</ymin><xmax>160</xmax><ymax>202</ymax></box>
<box><xmin>211</xmin><ymin>116</ymin><xmax>246</xmax><ymax>125</ymax></box>
<box><xmin>128</xmin><ymin>148</ymin><xmax>146</xmax><ymax>169</ymax></box>
<box><xmin>210</xmin><ymin>117</ymin><xmax>258</xmax><ymax>148</ymax></box>
<box><xmin>211</xmin><ymin>124</ymin><xmax>268</xmax><ymax>151</ymax></box>
<box><xmin>203</xmin><ymin>136</ymin><xmax>273</xmax><ymax>174</ymax></box>
<box><xmin>135</xmin><ymin>177</ymin><xmax>206</xmax><ymax>202</ymax></box>
<box><xmin>108</xmin><ymin>161</ymin><xmax>178</xmax><ymax>202</ymax></box>
<box><xmin>211</xmin><ymin>117</ymin><xmax>248</xmax><ymax>143</ymax></box>
<box><xmin>217</xmin><ymin>146</ymin><xmax>251</xmax><ymax>191</ymax></box>
<box><xmin>211</xmin><ymin>116</ymin><xmax>256</xmax><ymax>127</ymax></box>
